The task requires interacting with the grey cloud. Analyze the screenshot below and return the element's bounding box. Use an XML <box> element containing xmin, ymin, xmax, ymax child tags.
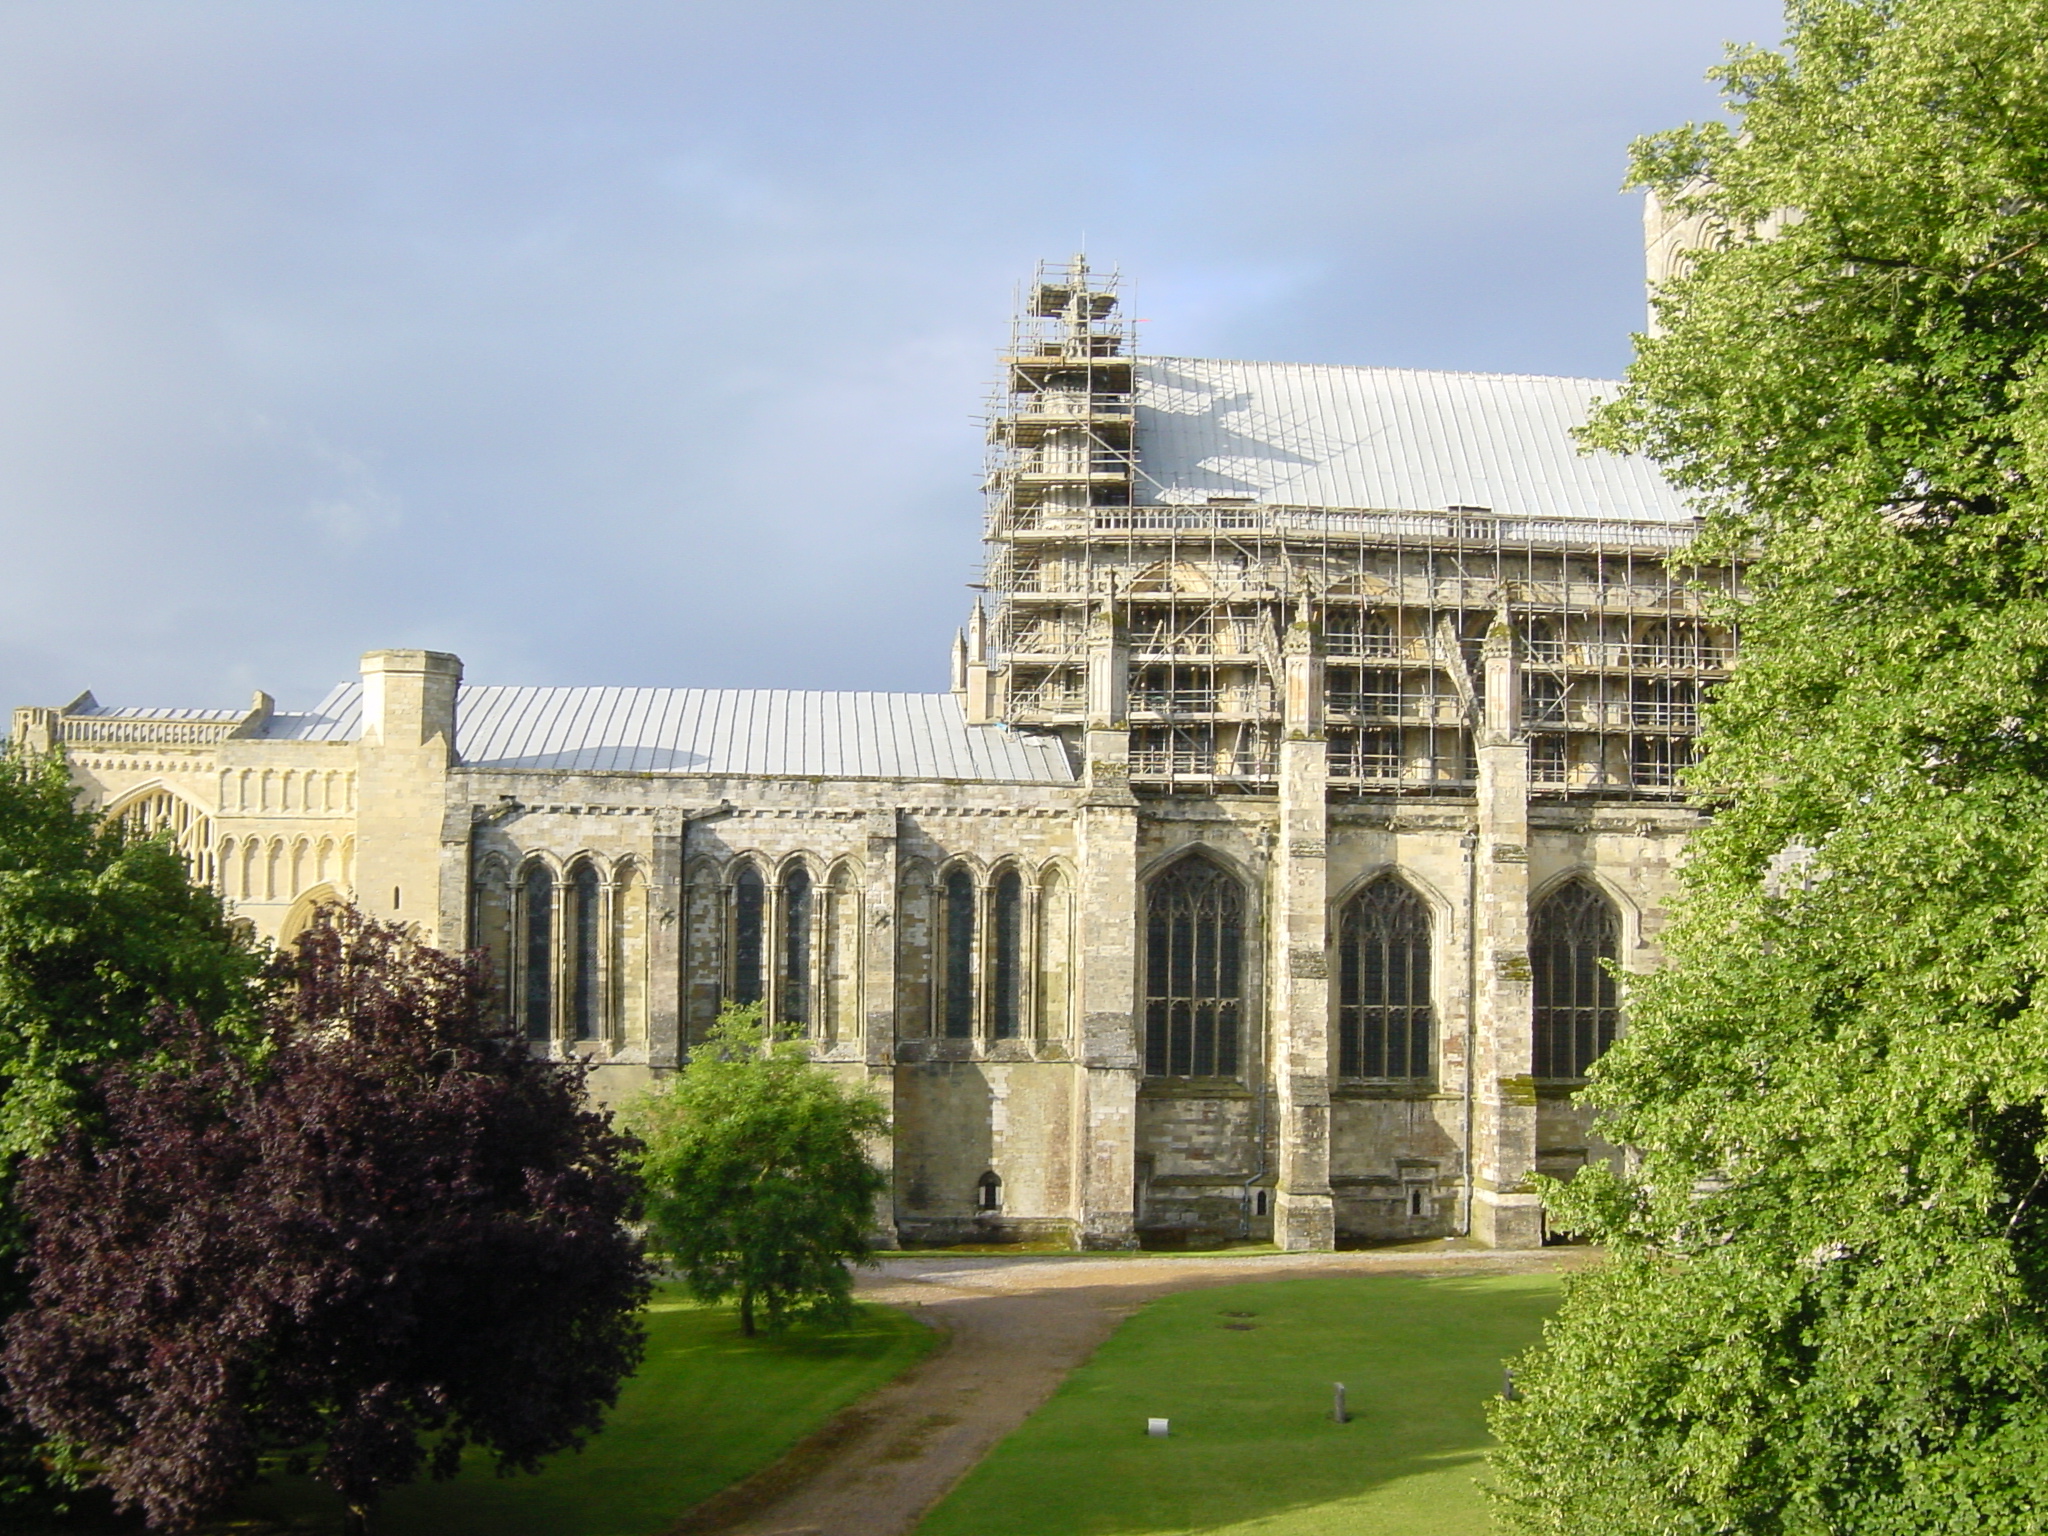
<box><xmin>0</xmin><ymin>0</ymin><xmax>1784</xmax><ymax>715</ymax></box>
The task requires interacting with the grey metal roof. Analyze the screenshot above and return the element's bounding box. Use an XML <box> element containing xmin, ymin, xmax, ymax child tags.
<box><xmin>70</xmin><ymin>694</ymin><xmax>243</xmax><ymax>723</ymax></box>
<box><xmin>259</xmin><ymin>682</ymin><xmax>1075</xmax><ymax>782</ymax></box>
<box><xmin>262</xmin><ymin>684</ymin><xmax>364</xmax><ymax>742</ymax></box>
<box><xmin>1134</xmin><ymin>357</ymin><xmax>1690</xmax><ymax>522</ymax></box>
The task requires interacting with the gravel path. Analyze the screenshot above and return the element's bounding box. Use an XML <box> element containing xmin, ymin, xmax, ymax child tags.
<box><xmin>666</xmin><ymin>1243</ymin><xmax>1592</xmax><ymax>1536</ymax></box>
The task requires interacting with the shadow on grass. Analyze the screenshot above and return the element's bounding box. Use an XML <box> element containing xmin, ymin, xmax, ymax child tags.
<box><xmin>915</xmin><ymin>1271</ymin><xmax>1562</xmax><ymax>1536</ymax></box>
<box><xmin>20</xmin><ymin>1289</ymin><xmax>935</xmax><ymax>1536</ymax></box>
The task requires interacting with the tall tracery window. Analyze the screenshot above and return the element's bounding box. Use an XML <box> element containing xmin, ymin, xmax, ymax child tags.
<box><xmin>732</xmin><ymin>864</ymin><xmax>766</xmax><ymax>1007</ymax></box>
<box><xmin>941</xmin><ymin>867</ymin><xmax>976</xmax><ymax>1039</ymax></box>
<box><xmin>1532</xmin><ymin>880</ymin><xmax>1620</xmax><ymax>1079</ymax></box>
<box><xmin>115</xmin><ymin>788</ymin><xmax>214</xmax><ymax>887</ymax></box>
<box><xmin>781</xmin><ymin>865</ymin><xmax>813</xmax><ymax>1028</ymax></box>
<box><xmin>520</xmin><ymin>865</ymin><xmax>554</xmax><ymax>1043</ymax></box>
<box><xmin>991</xmin><ymin>868</ymin><xmax>1024</xmax><ymax>1039</ymax></box>
<box><xmin>1337</xmin><ymin>877</ymin><xmax>1433</xmax><ymax>1080</ymax></box>
<box><xmin>1145</xmin><ymin>853</ymin><xmax>1244</xmax><ymax>1078</ymax></box>
<box><xmin>569</xmin><ymin>862</ymin><xmax>602</xmax><ymax>1042</ymax></box>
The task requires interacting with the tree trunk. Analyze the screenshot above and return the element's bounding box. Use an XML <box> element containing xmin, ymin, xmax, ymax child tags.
<box><xmin>739</xmin><ymin>1287</ymin><xmax>756</xmax><ymax>1338</ymax></box>
<box><xmin>342</xmin><ymin>1500</ymin><xmax>372</xmax><ymax>1536</ymax></box>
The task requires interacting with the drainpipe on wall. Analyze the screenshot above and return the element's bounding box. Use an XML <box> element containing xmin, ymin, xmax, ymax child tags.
<box><xmin>1240</xmin><ymin>825</ymin><xmax>1274</xmax><ymax>1239</ymax></box>
<box><xmin>1460</xmin><ymin>824</ymin><xmax>1479</xmax><ymax>1238</ymax></box>
<box><xmin>1240</xmin><ymin>1077</ymin><xmax>1270</xmax><ymax>1239</ymax></box>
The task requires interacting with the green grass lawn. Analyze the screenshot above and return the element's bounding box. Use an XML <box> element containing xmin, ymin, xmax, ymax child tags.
<box><xmin>916</xmin><ymin>1271</ymin><xmax>1561</xmax><ymax>1536</ymax></box>
<box><xmin>223</xmin><ymin>1288</ymin><xmax>935</xmax><ymax>1536</ymax></box>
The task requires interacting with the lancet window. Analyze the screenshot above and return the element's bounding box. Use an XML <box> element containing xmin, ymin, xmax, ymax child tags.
<box><xmin>781</xmin><ymin>865</ymin><xmax>813</xmax><ymax>1028</ymax></box>
<box><xmin>991</xmin><ymin>868</ymin><xmax>1024</xmax><ymax>1039</ymax></box>
<box><xmin>732</xmin><ymin>864</ymin><xmax>767</xmax><ymax>1007</ymax></box>
<box><xmin>569</xmin><ymin>862</ymin><xmax>602</xmax><ymax>1042</ymax></box>
<box><xmin>519</xmin><ymin>864</ymin><xmax>554</xmax><ymax>1043</ymax></box>
<box><xmin>941</xmin><ymin>867</ymin><xmax>976</xmax><ymax>1039</ymax></box>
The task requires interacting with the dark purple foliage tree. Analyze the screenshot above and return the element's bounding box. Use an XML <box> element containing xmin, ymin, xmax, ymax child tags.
<box><xmin>1</xmin><ymin>908</ymin><xmax>650</xmax><ymax>1534</ymax></box>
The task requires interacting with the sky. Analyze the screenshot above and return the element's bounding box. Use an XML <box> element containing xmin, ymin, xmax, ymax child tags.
<box><xmin>0</xmin><ymin>0</ymin><xmax>1786</xmax><ymax>715</ymax></box>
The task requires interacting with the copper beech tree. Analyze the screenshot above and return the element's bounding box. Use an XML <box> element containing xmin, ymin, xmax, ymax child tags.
<box><xmin>1</xmin><ymin>909</ymin><xmax>649</xmax><ymax>1535</ymax></box>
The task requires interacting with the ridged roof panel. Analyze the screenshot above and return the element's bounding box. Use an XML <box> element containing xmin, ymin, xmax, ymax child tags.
<box><xmin>263</xmin><ymin>684</ymin><xmax>364</xmax><ymax>741</ymax></box>
<box><xmin>448</xmin><ymin>686</ymin><xmax>1074</xmax><ymax>782</ymax></box>
<box><xmin>247</xmin><ymin>683</ymin><xmax>1073</xmax><ymax>782</ymax></box>
<box><xmin>1134</xmin><ymin>357</ymin><xmax>1690</xmax><ymax>522</ymax></box>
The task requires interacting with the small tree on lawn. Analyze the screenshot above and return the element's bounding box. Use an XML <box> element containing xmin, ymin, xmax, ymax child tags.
<box><xmin>626</xmin><ymin>1005</ymin><xmax>889</xmax><ymax>1338</ymax></box>
<box><xmin>1</xmin><ymin>907</ymin><xmax>649</xmax><ymax>1535</ymax></box>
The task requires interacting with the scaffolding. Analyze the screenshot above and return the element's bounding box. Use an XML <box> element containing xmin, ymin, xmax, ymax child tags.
<box><xmin>982</xmin><ymin>257</ymin><xmax>1735</xmax><ymax>800</ymax></box>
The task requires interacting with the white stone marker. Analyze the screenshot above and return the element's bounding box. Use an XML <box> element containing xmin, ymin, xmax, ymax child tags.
<box><xmin>1147</xmin><ymin>1418</ymin><xmax>1170</xmax><ymax>1437</ymax></box>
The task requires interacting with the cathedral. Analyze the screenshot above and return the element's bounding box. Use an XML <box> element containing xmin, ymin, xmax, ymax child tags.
<box><xmin>11</xmin><ymin>225</ymin><xmax>1729</xmax><ymax>1251</ymax></box>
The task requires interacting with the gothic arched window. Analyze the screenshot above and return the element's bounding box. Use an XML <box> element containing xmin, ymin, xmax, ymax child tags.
<box><xmin>1638</xmin><ymin>618</ymin><xmax>1708</xmax><ymax>667</ymax></box>
<box><xmin>569</xmin><ymin>862</ymin><xmax>602</xmax><ymax>1042</ymax></box>
<box><xmin>781</xmin><ymin>864</ymin><xmax>813</xmax><ymax>1028</ymax></box>
<box><xmin>1524</xmin><ymin>615</ymin><xmax>1564</xmax><ymax>665</ymax></box>
<box><xmin>1359</xmin><ymin>610</ymin><xmax>1397</xmax><ymax>658</ymax></box>
<box><xmin>1145</xmin><ymin>853</ymin><xmax>1244</xmax><ymax>1078</ymax></box>
<box><xmin>991</xmin><ymin>868</ymin><xmax>1024</xmax><ymax>1039</ymax></box>
<box><xmin>941</xmin><ymin>867</ymin><xmax>976</xmax><ymax>1039</ymax></box>
<box><xmin>1337</xmin><ymin>877</ymin><xmax>1433</xmax><ymax>1080</ymax></box>
<box><xmin>732</xmin><ymin>864</ymin><xmax>766</xmax><ymax>1008</ymax></box>
<box><xmin>1532</xmin><ymin>880</ymin><xmax>1620</xmax><ymax>1079</ymax></box>
<box><xmin>520</xmin><ymin>864</ymin><xmax>553</xmax><ymax>1043</ymax></box>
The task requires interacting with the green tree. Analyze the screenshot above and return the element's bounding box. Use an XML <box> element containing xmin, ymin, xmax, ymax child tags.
<box><xmin>1489</xmin><ymin>3</ymin><xmax>2048</xmax><ymax>1532</ymax></box>
<box><xmin>625</xmin><ymin>1006</ymin><xmax>888</xmax><ymax>1338</ymax></box>
<box><xmin>0</xmin><ymin>750</ymin><xmax>262</xmax><ymax>1508</ymax></box>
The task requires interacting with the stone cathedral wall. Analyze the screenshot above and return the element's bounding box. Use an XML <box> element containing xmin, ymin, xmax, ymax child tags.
<box><xmin>19</xmin><ymin>647</ymin><xmax>1699</xmax><ymax>1252</ymax></box>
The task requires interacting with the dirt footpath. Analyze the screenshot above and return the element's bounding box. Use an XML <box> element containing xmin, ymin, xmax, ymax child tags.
<box><xmin>667</xmin><ymin>1244</ymin><xmax>1590</xmax><ymax>1536</ymax></box>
